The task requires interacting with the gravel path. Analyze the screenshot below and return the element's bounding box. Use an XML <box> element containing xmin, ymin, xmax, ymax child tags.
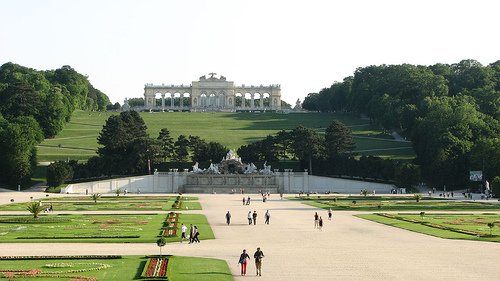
<box><xmin>0</xmin><ymin>192</ymin><xmax>499</xmax><ymax>280</ymax></box>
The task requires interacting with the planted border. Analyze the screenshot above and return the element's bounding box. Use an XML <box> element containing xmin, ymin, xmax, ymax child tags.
<box><xmin>141</xmin><ymin>256</ymin><xmax>170</xmax><ymax>279</ymax></box>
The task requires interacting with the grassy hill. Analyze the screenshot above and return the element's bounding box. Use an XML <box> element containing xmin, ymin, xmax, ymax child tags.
<box><xmin>37</xmin><ymin>110</ymin><xmax>414</xmax><ymax>162</ymax></box>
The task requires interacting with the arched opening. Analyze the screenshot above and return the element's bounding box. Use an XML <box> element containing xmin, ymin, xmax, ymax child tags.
<box><xmin>183</xmin><ymin>92</ymin><xmax>191</xmax><ymax>107</ymax></box>
<box><xmin>244</xmin><ymin>93</ymin><xmax>252</xmax><ymax>107</ymax></box>
<box><xmin>262</xmin><ymin>93</ymin><xmax>270</xmax><ymax>107</ymax></box>
<box><xmin>173</xmin><ymin>92</ymin><xmax>181</xmax><ymax>106</ymax></box>
<box><xmin>235</xmin><ymin>93</ymin><xmax>243</xmax><ymax>107</ymax></box>
<box><xmin>200</xmin><ymin>93</ymin><xmax>207</xmax><ymax>107</ymax></box>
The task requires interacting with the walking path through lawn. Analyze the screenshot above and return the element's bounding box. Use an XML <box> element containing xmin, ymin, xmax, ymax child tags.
<box><xmin>0</xmin><ymin>191</ymin><xmax>499</xmax><ymax>280</ymax></box>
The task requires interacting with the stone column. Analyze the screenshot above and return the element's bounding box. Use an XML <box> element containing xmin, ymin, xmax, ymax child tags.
<box><xmin>161</xmin><ymin>93</ymin><xmax>165</xmax><ymax>111</ymax></box>
<box><xmin>251</xmin><ymin>93</ymin><xmax>255</xmax><ymax>109</ymax></box>
<box><xmin>170</xmin><ymin>94</ymin><xmax>174</xmax><ymax>108</ymax></box>
<box><xmin>241</xmin><ymin>96</ymin><xmax>245</xmax><ymax>109</ymax></box>
<box><xmin>180</xmin><ymin>93</ymin><xmax>184</xmax><ymax>108</ymax></box>
<box><xmin>259</xmin><ymin>94</ymin><xmax>264</xmax><ymax>109</ymax></box>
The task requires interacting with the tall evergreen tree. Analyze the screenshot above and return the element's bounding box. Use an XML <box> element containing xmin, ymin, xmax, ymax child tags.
<box><xmin>325</xmin><ymin>120</ymin><xmax>355</xmax><ymax>160</ymax></box>
<box><xmin>157</xmin><ymin>128</ymin><xmax>175</xmax><ymax>161</ymax></box>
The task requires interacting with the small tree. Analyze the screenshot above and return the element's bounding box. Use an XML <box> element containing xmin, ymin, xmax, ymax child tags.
<box><xmin>46</xmin><ymin>161</ymin><xmax>74</xmax><ymax>187</ymax></box>
<box><xmin>361</xmin><ymin>189</ymin><xmax>368</xmax><ymax>196</ymax></box>
<box><xmin>487</xmin><ymin>222</ymin><xmax>494</xmax><ymax>236</ymax></box>
<box><xmin>414</xmin><ymin>194</ymin><xmax>422</xmax><ymax>203</ymax></box>
<box><xmin>91</xmin><ymin>193</ymin><xmax>101</xmax><ymax>203</ymax></box>
<box><xmin>26</xmin><ymin>202</ymin><xmax>45</xmax><ymax>219</ymax></box>
<box><xmin>115</xmin><ymin>188</ymin><xmax>121</xmax><ymax>197</ymax></box>
<box><xmin>156</xmin><ymin>236</ymin><xmax>167</xmax><ymax>256</ymax></box>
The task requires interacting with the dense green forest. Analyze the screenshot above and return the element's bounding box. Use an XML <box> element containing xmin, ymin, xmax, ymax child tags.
<box><xmin>0</xmin><ymin>62</ymin><xmax>110</xmax><ymax>188</ymax></box>
<box><xmin>303</xmin><ymin>59</ymin><xmax>500</xmax><ymax>189</ymax></box>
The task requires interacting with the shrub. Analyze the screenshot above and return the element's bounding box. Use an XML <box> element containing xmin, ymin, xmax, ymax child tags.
<box><xmin>46</xmin><ymin>161</ymin><xmax>74</xmax><ymax>187</ymax></box>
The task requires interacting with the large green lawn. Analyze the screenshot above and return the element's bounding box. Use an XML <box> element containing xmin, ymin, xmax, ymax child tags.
<box><xmin>0</xmin><ymin>196</ymin><xmax>201</xmax><ymax>212</ymax></box>
<box><xmin>37</xmin><ymin>110</ymin><xmax>414</xmax><ymax>162</ymax></box>
<box><xmin>296</xmin><ymin>196</ymin><xmax>500</xmax><ymax>211</ymax></box>
<box><xmin>357</xmin><ymin>213</ymin><xmax>500</xmax><ymax>242</ymax></box>
<box><xmin>0</xmin><ymin>213</ymin><xmax>213</xmax><ymax>243</ymax></box>
<box><xmin>0</xmin><ymin>255</ymin><xmax>233</xmax><ymax>281</ymax></box>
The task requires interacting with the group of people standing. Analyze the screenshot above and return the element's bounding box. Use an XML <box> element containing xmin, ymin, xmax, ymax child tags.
<box><xmin>314</xmin><ymin>209</ymin><xmax>333</xmax><ymax>231</ymax></box>
<box><xmin>238</xmin><ymin>247</ymin><xmax>265</xmax><ymax>276</ymax></box>
<box><xmin>180</xmin><ymin>223</ymin><xmax>200</xmax><ymax>243</ymax></box>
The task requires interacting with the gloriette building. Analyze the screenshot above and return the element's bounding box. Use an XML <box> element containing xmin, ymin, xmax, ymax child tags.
<box><xmin>143</xmin><ymin>73</ymin><xmax>282</xmax><ymax>111</ymax></box>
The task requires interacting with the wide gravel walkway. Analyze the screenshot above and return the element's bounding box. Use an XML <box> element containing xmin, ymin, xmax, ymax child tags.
<box><xmin>1</xmin><ymin>191</ymin><xmax>499</xmax><ymax>280</ymax></box>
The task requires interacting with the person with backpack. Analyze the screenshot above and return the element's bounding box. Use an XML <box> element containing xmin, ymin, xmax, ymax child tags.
<box><xmin>254</xmin><ymin>247</ymin><xmax>265</xmax><ymax>276</ymax></box>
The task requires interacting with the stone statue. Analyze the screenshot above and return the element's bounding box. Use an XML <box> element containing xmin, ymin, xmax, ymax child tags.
<box><xmin>192</xmin><ymin>162</ymin><xmax>203</xmax><ymax>173</ymax></box>
<box><xmin>220</xmin><ymin>75</ymin><xmax>226</xmax><ymax>81</ymax></box>
<box><xmin>209</xmin><ymin>72</ymin><xmax>217</xmax><ymax>79</ymax></box>
<box><xmin>200</xmin><ymin>75</ymin><xmax>206</xmax><ymax>80</ymax></box>
<box><xmin>260</xmin><ymin>161</ymin><xmax>273</xmax><ymax>174</ymax></box>
<box><xmin>225</xmin><ymin>150</ymin><xmax>237</xmax><ymax>160</ymax></box>
<box><xmin>244</xmin><ymin>163</ymin><xmax>257</xmax><ymax>174</ymax></box>
<box><xmin>206</xmin><ymin>163</ymin><xmax>220</xmax><ymax>174</ymax></box>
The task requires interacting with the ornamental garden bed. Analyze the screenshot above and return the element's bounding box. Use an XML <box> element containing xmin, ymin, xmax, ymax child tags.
<box><xmin>141</xmin><ymin>256</ymin><xmax>170</xmax><ymax>279</ymax></box>
<box><xmin>0</xmin><ymin>196</ymin><xmax>201</xmax><ymax>211</ymax></box>
<box><xmin>357</xmin><ymin>213</ymin><xmax>500</xmax><ymax>242</ymax></box>
<box><xmin>0</xmin><ymin>214</ymin><xmax>214</xmax><ymax>243</ymax></box>
<box><xmin>299</xmin><ymin>196</ymin><xmax>500</xmax><ymax>211</ymax></box>
<box><xmin>0</xmin><ymin>255</ymin><xmax>232</xmax><ymax>281</ymax></box>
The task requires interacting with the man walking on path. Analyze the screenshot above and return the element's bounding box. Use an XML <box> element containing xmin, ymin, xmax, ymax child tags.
<box><xmin>189</xmin><ymin>224</ymin><xmax>194</xmax><ymax>243</ymax></box>
<box><xmin>248</xmin><ymin>211</ymin><xmax>253</xmax><ymax>225</ymax></box>
<box><xmin>314</xmin><ymin>212</ymin><xmax>319</xmax><ymax>228</ymax></box>
<box><xmin>252</xmin><ymin>210</ymin><xmax>258</xmax><ymax>225</ymax></box>
<box><xmin>318</xmin><ymin>216</ymin><xmax>323</xmax><ymax>231</ymax></box>
<box><xmin>264</xmin><ymin>210</ymin><xmax>270</xmax><ymax>224</ymax></box>
<box><xmin>328</xmin><ymin>208</ymin><xmax>332</xmax><ymax>220</ymax></box>
<box><xmin>181</xmin><ymin>223</ymin><xmax>187</xmax><ymax>242</ymax></box>
<box><xmin>243</xmin><ymin>197</ymin><xmax>246</xmax><ymax>205</ymax></box>
<box><xmin>254</xmin><ymin>247</ymin><xmax>265</xmax><ymax>276</ymax></box>
<box><xmin>247</xmin><ymin>196</ymin><xmax>251</xmax><ymax>205</ymax></box>
<box><xmin>226</xmin><ymin>211</ymin><xmax>231</xmax><ymax>225</ymax></box>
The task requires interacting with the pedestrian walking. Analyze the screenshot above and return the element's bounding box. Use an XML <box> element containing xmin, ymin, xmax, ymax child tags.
<box><xmin>181</xmin><ymin>223</ymin><xmax>187</xmax><ymax>242</ymax></box>
<box><xmin>253</xmin><ymin>247</ymin><xmax>265</xmax><ymax>276</ymax></box>
<box><xmin>328</xmin><ymin>208</ymin><xmax>332</xmax><ymax>220</ymax></box>
<box><xmin>238</xmin><ymin>249</ymin><xmax>250</xmax><ymax>276</ymax></box>
<box><xmin>49</xmin><ymin>203</ymin><xmax>53</xmax><ymax>212</ymax></box>
<box><xmin>226</xmin><ymin>211</ymin><xmax>231</xmax><ymax>225</ymax></box>
<box><xmin>318</xmin><ymin>216</ymin><xmax>323</xmax><ymax>231</ymax></box>
<box><xmin>252</xmin><ymin>210</ymin><xmax>257</xmax><ymax>225</ymax></box>
<box><xmin>243</xmin><ymin>197</ymin><xmax>246</xmax><ymax>205</ymax></box>
<box><xmin>264</xmin><ymin>210</ymin><xmax>270</xmax><ymax>224</ymax></box>
<box><xmin>189</xmin><ymin>224</ymin><xmax>194</xmax><ymax>243</ymax></box>
<box><xmin>248</xmin><ymin>211</ymin><xmax>253</xmax><ymax>225</ymax></box>
<box><xmin>247</xmin><ymin>196</ymin><xmax>251</xmax><ymax>205</ymax></box>
<box><xmin>314</xmin><ymin>212</ymin><xmax>319</xmax><ymax>228</ymax></box>
<box><xmin>192</xmin><ymin>226</ymin><xmax>200</xmax><ymax>243</ymax></box>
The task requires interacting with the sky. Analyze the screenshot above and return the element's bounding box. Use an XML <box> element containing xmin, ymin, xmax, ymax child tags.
<box><xmin>1</xmin><ymin>0</ymin><xmax>499</xmax><ymax>105</ymax></box>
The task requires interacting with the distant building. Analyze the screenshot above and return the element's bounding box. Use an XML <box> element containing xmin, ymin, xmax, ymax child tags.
<box><xmin>143</xmin><ymin>73</ymin><xmax>282</xmax><ymax>111</ymax></box>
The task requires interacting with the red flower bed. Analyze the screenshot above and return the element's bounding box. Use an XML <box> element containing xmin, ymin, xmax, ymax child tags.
<box><xmin>142</xmin><ymin>257</ymin><xmax>169</xmax><ymax>278</ymax></box>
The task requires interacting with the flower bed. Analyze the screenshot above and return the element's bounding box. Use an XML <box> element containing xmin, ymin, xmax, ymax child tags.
<box><xmin>162</xmin><ymin>228</ymin><xmax>177</xmax><ymax>237</ymax></box>
<box><xmin>0</xmin><ymin>255</ymin><xmax>122</xmax><ymax>260</ymax></box>
<box><xmin>17</xmin><ymin>235</ymin><xmax>140</xmax><ymax>239</ymax></box>
<box><xmin>376</xmin><ymin>213</ymin><xmax>487</xmax><ymax>236</ymax></box>
<box><xmin>141</xmin><ymin>256</ymin><xmax>169</xmax><ymax>279</ymax></box>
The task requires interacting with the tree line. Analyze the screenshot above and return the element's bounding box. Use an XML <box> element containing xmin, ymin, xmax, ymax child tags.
<box><xmin>302</xmin><ymin>59</ymin><xmax>500</xmax><ymax>189</ymax></box>
<box><xmin>0</xmin><ymin>63</ymin><xmax>110</xmax><ymax>188</ymax></box>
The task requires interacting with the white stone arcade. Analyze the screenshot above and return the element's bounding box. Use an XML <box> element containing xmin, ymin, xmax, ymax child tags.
<box><xmin>143</xmin><ymin>73</ymin><xmax>282</xmax><ymax>111</ymax></box>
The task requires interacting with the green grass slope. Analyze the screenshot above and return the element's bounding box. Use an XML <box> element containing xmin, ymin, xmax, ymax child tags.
<box><xmin>37</xmin><ymin>110</ymin><xmax>414</xmax><ymax>162</ymax></box>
